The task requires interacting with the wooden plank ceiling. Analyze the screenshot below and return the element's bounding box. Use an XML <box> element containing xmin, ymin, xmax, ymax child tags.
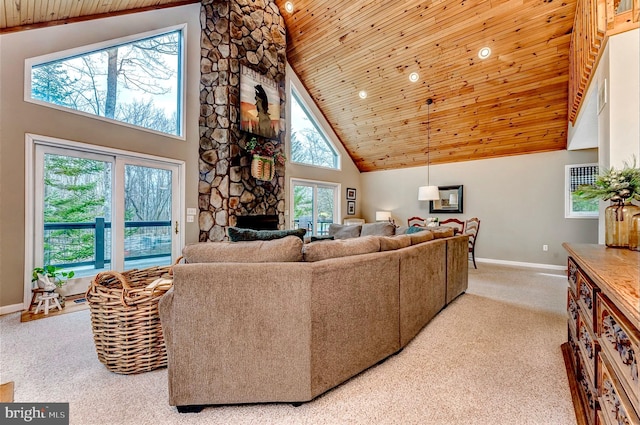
<box><xmin>275</xmin><ymin>0</ymin><xmax>577</xmax><ymax>171</ymax></box>
<box><xmin>2</xmin><ymin>0</ymin><xmax>577</xmax><ymax>172</ymax></box>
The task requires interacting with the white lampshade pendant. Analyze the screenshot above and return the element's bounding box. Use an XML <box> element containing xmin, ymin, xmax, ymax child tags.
<box><xmin>418</xmin><ymin>185</ymin><xmax>440</xmax><ymax>201</ymax></box>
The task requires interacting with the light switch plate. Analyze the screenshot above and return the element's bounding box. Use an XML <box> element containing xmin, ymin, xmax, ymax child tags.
<box><xmin>186</xmin><ymin>208</ymin><xmax>197</xmax><ymax>215</ymax></box>
<box><xmin>187</xmin><ymin>215</ymin><xmax>194</xmax><ymax>223</ymax></box>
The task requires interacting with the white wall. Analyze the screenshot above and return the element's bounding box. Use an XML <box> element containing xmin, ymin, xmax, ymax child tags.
<box><xmin>0</xmin><ymin>5</ymin><xmax>201</xmax><ymax>308</ymax></box>
<box><xmin>361</xmin><ymin>150</ymin><xmax>599</xmax><ymax>267</ymax></box>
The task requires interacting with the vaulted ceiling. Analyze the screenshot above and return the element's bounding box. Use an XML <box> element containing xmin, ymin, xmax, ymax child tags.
<box><xmin>2</xmin><ymin>0</ymin><xmax>578</xmax><ymax>172</ymax></box>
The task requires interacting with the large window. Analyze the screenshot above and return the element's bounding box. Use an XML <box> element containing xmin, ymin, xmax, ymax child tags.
<box><xmin>291</xmin><ymin>179</ymin><xmax>340</xmax><ymax>236</ymax></box>
<box><xmin>290</xmin><ymin>87</ymin><xmax>339</xmax><ymax>169</ymax></box>
<box><xmin>26</xmin><ymin>28</ymin><xmax>183</xmax><ymax>136</ymax></box>
<box><xmin>565</xmin><ymin>163</ymin><xmax>599</xmax><ymax>218</ymax></box>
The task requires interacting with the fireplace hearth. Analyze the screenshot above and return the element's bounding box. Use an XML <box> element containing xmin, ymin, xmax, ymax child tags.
<box><xmin>235</xmin><ymin>215</ymin><xmax>279</xmax><ymax>231</ymax></box>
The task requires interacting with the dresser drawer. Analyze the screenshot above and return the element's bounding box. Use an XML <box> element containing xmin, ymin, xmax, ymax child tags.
<box><xmin>597</xmin><ymin>293</ymin><xmax>640</xmax><ymax>414</ymax></box>
<box><xmin>578</xmin><ymin>356</ymin><xmax>598</xmax><ymax>425</ymax></box>
<box><xmin>569</xmin><ymin>323</ymin><xmax>580</xmax><ymax>370</ymax></box>
<box><xmin>598</xmin><ymin>352</ymin><xmax>640</xmax><ymax>425</ymax></box>
<box><xmin>568</xmin><ymin>257</ymin><xmax>579</xmax><ymax>294</ymax></box>
<box><xmin>568</xmin><ymin>289</ymin><xmax>579</xmax><ymax>334</ymax></box>
<box><xmin>578</xmin><ymin>307</ymin><xmax>599</xmax><ymax>385</ymax></box>
<box><xmin>577</xmin><ymin>271</ymin><xmax>599</xmax><ymax>330</ymax></box>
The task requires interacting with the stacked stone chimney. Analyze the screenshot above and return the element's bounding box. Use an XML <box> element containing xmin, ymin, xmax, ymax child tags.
<box><xmin>198</xmin><ymin>0</ymin><xmax>286</xmax><ymax>241</ymax></box>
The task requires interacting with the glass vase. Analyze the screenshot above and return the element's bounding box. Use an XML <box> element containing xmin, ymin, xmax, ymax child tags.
<box><xmin>605</xmin><ymin>202</ymin><xmax>640</xmax><ymax>248</ymax></box>
<box><xmin>629</xmin><ymin>213</ymin><xmax>640</xmax><ymax>251</ymax></box>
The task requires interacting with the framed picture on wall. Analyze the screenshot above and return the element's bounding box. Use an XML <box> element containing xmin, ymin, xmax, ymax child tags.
<box><xmin>429</xmin><ymin>185</ymin><xmax>464</xmax><ymax>214</ymax></box>
<box><xmin>346</xmin><ymin>188</ymin><xmax>356</xmax><ymax>200</ymax></box>
<box><xmin>347</xmin><ymin>201</ymin><xmax>356</xmax><ymax>215</ymax></box>
<box><xmin>239</xmin><ymin>65</ymin><xmax>280</xmax><ymax>139</ymax></box>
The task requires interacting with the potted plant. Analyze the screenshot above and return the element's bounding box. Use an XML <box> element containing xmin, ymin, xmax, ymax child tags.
<box><xmin>244</xmin><ymin>137</ymin><xmax>286</xmax><ymax>181</ymax></box>
<box><xmin>576</xmin><ymin>158</ymin><xmax>640</xmax><ymax>248</ymax></box>
<box><xmin>32</xmin><ymin>265</ymin><xmax>75</xmax><ymax>292</ymax></box>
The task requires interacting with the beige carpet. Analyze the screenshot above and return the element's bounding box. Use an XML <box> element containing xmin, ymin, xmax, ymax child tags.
<box><xmin>0</xmin><ymin>263</ymin><xmax>576</xmax><ymax>425</ymax></box>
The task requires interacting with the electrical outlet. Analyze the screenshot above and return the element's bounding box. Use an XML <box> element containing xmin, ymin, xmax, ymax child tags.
<box><xmin>543</xmin><ymin>244</ymin><xmax>549</xmax><ymax>251</ymax></box>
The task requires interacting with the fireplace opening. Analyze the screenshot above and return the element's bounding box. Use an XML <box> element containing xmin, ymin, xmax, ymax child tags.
<box><xmin>235</xmin><ymin>215</ymin><xmax>278</xmax><ymax>230</ymax></box>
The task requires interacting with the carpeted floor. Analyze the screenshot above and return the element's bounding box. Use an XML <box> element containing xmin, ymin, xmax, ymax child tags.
<box><xmin>0</xmin><ymin>263</ymin><xmax>576</xmax><ymax>425</ymax></box>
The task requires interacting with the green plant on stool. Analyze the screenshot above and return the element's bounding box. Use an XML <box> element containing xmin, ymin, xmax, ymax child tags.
<box><xmin>31</xmin><ymin>265</ymin><xmax>75</xmax><ymax>292</ymax></box>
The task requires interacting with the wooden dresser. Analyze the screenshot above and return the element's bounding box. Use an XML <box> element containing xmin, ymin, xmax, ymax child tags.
<box><xmin>562</xmin><ymin>243</ymin><xmax>640</xmax><ymax>425</ymax></box>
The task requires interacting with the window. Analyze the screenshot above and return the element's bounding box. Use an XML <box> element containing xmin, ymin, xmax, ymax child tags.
<box><xmin>290</xmin><ymin>179</ymin><xmax>340</xmax><ymax>236</ymax></box>
<box><xmin>26</xmin><ymin>28</ymin><xmax>183</xmax><ymax>136</ymax></box>
<box><xmin>290</xmin><ymin>87</ymin><xmax>339</xmax><ymax>169</ymax></box>
<box><xmin>565</xmin><ymin>164</ymin><xmax>599</xmax><ymax>218</ymax></box>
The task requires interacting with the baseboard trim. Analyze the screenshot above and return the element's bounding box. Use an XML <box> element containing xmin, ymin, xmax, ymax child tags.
<box><xmin>0</xmin><ymin>303</ymin><xmax>25</xmax><ymax>316</ymax></box>
<box><xmin>475</xmin><ymin>257</ymin><xmax>566</xmax><ymax>271</ymax></box>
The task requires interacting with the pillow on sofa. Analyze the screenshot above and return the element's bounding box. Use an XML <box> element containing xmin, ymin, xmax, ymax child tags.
<box><xmin>302</xmin><ymin>235</ymin><xmax>380</xmax><ymax>262</ymax></box>
<box><xmin>405</xmin><ymin>226</ymin><xmax>427</xmax><ymax>234</ymax></box>
<box><xmin>228</xmin><ymin>227</ymin><xmax>306</xmax><ymax>242</ymax></box>
<box><xmin>408</xmin><ymin>230</ymin><xmax>435</xmax><ymax>245</ymax></box>
<box><xmin>328</xmin><ymin>224</ymin><xmax>362</xmax><ymax>239</ymax></box>
<box><xmin>360</xmin><ymin>222</ymin><xmax>396</xmax><ymax>237</ymax></box>
<box><xmin>183</xmin><ymin>236</ymin><xmax>303</xmax><ymax>263</ymax></box>
<box><xmin>379</xmin><ymin>234</ymin><xmax>412</xmax><ymax>251</ymax></box>
<box><xmin>431</xmin><ymin>226</ymin><xmax>455</xmax><ymax>238</ymax></box>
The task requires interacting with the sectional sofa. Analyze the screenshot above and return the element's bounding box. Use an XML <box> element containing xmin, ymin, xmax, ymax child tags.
<box><xmin>158</xmin><ymin>225</ymin><xmax>468</xmax><ymax>410</ymax></box>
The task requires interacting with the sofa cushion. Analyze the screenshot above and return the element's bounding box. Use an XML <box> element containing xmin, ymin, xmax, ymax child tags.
<box><xmin>328</xmin><ymin>224</ymin><xmax>362</xmax><ymax>239</ymax></box>
<box><xmin>408</xmin><ymin>230</ymin><xmax>435</xmax><ymax>245</ymax></box>
<box><xmin>183</xmin><ymin>236</ymin><xmax>303</xmax><ymax>263</ymax></box>
<box><xmin>360</xmin><ymin>222</ymin><xmax>396</xmax><ymax>237</ymax></box>
<box><xmin>431</xmin><ymin>226</ymin><xmax>455</xmax><ymax>238</ymax></box>
<box><xmin>379</xmin><ymin>234</ymin><xmax>412</xmax><ymax>251</ymax></box>
<box><xmin>228</xmin><ymin>227</ymin><xmax>306</xmax><ymax>242</ymax></box>
<box><xmin>302</xmin><ymin>235</ymin><xmax>380</xmax><ymax>262</ymax></box>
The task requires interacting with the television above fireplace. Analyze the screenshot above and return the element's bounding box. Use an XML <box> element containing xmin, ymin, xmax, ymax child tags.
<box><xmin>235</xmin><ymin>215</ymin><xmax>278</xmax><ymax>230</ymax></box>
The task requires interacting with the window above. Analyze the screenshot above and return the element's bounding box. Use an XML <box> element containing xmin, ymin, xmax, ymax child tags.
<box><xmin>26</xmin><ymin>29</ymin><xmax>183</xmax><ymax>137</ymax></box>
<box><xmin>290</xmin><ymin>87</ymin><xmax>339</xmax><ymax>169</ymax></box>
<box><xmin>565</xmin><ymin>163</ymin><xmax>599</xmax><ymax>218</ymax></box>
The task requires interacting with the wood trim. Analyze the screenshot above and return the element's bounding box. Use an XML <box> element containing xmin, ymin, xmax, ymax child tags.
<box><xmin>562</xmin><ymin>342</ymin><xmax>590</xmax><ymax>425</ymax></box>
<box><xmin>0</xmin><ymin>0</ymin><xmax>199</xmax><ymax>34</ymax></box>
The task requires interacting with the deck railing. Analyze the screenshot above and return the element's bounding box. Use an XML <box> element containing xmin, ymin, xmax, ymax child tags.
<box><xmin>44</xmin><ymin>218</ymin><xmax>171</xmax><ymax>270</ymax></box>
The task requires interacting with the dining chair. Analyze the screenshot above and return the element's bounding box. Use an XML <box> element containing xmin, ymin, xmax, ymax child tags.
<box><xmin>439</xmin><ymin>218</ymin><xmax>465</xmax><ymax>235</ymax></box>
<box><xmin>407</xmin><ymin>216</ymin><xmax>427</xmax><ymax>227</ymax></box>
<box><xmin>464</xmin><ymin>217</ymin><xmax>481</xmax><ymax>269</ymax></box>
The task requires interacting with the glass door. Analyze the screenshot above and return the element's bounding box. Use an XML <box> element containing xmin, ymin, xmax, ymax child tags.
<box><xmin>290</xmin><ymin>179</ymin><xmax>339</xmax><ymax>236</ymax></box>
<box><xmin>33</xmin><ymin>143</ymin><xmax>181</xmax><ymax>297</ymax></box>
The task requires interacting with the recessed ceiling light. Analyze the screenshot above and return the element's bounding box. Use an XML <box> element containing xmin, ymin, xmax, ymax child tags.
<box><xmin>284</xmin><ymin>1</ymin><xmax>294</xmax><ymax>13</ymax></box>
<box><xmin>409</xmin><ymin>72</ymin><xmax>419</xmax><ymax>82</ymax></box>
<box><xmin>478</xmin><ymin>47</ymin><xmax>491</xmax><ymax>59</ymax></box>
<box><xmin>358</xmin><ymin>90</ymin><xmax>368</xmax><ymax>99</ymax></box>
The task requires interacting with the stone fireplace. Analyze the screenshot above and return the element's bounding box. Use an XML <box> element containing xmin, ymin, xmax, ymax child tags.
<box><xmin>198</xmin><ymin>0</ymin><xmax>287</xmax><ymax>242</ymax></box>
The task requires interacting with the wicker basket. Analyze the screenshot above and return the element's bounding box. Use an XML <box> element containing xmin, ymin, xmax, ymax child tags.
<box><xmin>86</xmin><ymin>264</ymin><xmax>174</xmax><ymax>374</ymax></box>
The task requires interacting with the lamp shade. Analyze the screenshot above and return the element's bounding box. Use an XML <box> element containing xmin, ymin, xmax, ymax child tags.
<box><xmin>418</xmin><ymin>185</ymin><xmax>439</xmax><ymax>201</ymax></box>
<box><xmin>375</xmin><ymin>211</ymin><xmax>392</xmax><ymax>222</ymax></box>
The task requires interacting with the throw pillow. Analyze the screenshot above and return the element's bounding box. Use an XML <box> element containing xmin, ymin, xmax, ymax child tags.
<box><xmin>227</xmin><ymin>227</ymin><xmax>306</xmax><ymax>242</ymax></box>
<box><xmin>406</xmin><ymin>226</ymin><xmax>426</xmax><ymax>234</ymax></box>
<box><xmin>360</xmin><ymin>222</ymin><xmax>396</xmax><ymax>237</ymax></box>
<box><xmin>328</xmin><ymin>223</ymin><xmax>362</xmax><ymax>239</ymax></box>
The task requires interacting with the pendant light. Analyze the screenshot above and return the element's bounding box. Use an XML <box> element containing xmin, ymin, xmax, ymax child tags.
<box><xmin>418</xmin><ymin>98</ymin><xmax>439</xmax><ymax>201</ymax></box>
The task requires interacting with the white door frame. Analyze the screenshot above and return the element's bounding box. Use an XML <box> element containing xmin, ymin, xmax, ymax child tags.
<box><xmin>24</xmin><ymin>133</ymin><xmax>185</xmax><ymax>309</ymax></box>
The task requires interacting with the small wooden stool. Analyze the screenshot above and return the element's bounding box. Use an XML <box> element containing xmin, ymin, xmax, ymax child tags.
<box><xmin>34</xmin><ymin>292</ymin><xmax>62</xmax><ymax>315</ymax></box>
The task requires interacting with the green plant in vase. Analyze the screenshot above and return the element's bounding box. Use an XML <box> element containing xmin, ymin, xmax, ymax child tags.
<box><xmin>32</xmin><ymin>265</ymin><xmax>75</xmax><ymax>291</ymax></box>
<box><xmin>576</xmin><ymin>158</ymin><xmax>640</xmax><ymax>248</ymax></box>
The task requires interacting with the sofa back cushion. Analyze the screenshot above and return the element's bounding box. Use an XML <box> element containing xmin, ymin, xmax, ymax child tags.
<box><xmin>408</xmin><ymin>230</ymin><xmax>435</xmax><ymax>245</ymax></box>
<box><xmin>183</xmin><ymin>236</ymin><xmax>303</xmax><ymax>263</ymax></box>
<box><xmin>360</xmin><ymin>222</ymin><xmax>396</xmax><ymax>237</ymax></box>
<box><xmin>431</xmin><ymin>226</ymin><xmax>455</xmax><ymax>238</ymax></box>
<box><xmin>302</xmin><ymin>235</ymin><xmax>380</xmax><ymax>262</ymax></box>
<box><xmin>328</xmin><ymin>224</ymin><xmax>362</xmax><ymax>239</ymax></box>
<box><xmin>379</xmin><ymin>234</ymin><xmax>412</xmax><ymax>251</ymax></box>
<box><xmin>228</xmin><ymin>227</ymin><xmax>306</xmax><ymax>242</ymax></box>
